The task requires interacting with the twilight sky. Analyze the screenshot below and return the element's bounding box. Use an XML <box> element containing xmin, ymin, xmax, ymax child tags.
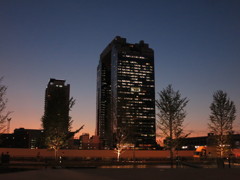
<box><xmin>1</xmin><ymin>0</ymin><xmax>240</xmax><ymax>137</ymax></box>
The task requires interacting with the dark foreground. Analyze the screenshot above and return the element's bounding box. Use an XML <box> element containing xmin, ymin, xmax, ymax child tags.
<box><xmin>1</xmin><ymin>168</ymin><xmax>240</xmax><ymax>180</ymax></box>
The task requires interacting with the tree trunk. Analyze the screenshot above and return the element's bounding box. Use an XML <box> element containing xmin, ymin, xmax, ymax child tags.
<box><xmin>117</xmin><ymin>150</ymin><xmax>120</xmax><ymax>162</ymax></box>
<box><xmin>54</xmin><ymin>149</ymin><xmax>58</xmax><ymax>162</ymax></box>
<box><xmin>170</xmin><ymin>149</ymin><xmax>174</xmax><ymax>168</ymax></box>
<box><xmin>170</xmin><ymin>117</ymin><xmax>174</xmax><ymax>168</ymax></box>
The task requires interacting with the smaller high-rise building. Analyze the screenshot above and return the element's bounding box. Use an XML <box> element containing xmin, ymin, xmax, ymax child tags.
<box><xmin>42</xmin><ymin>78</ymin><xmax>70</xmax><ymax>139</ymax></box>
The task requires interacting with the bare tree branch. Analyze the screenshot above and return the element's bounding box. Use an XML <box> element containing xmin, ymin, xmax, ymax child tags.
<box><xmin>208</xmin><ymin>90</ymin><xmax>236</xmax><ymax>158</ymax></box>
<box><xmin>156</xmin><ymin>85</ymin><xmax>189</xmax><ymax>168</ymax></box>
<box><xmin>0</xmin><ymin>77</ymin><xmax>12</xmax><ymax>134</ymax></box>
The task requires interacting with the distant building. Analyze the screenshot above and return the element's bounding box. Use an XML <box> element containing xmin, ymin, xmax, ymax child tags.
<box><xmin>67</xmin><ymin>137</ymin><xmax>80</xmax><ymax>149</ymax></box>
<box><xmin>0</xmin><ymin>133</ymin><xmax>15</xmax><ymax>148</ymax></box>
<box><xmin>176</xmin><ymin>133</ymin><xmax>240</xmax><ymax>150</ymax></box>
<box><xmin>42</xmin><ymin>78</ymin><xmax>70</xmax><ymax>145</ymax></box>
<box><xmin>79</xmin><ymin>133</ymin><xmax>101</xmax><ymax>150</ymax></box>
<box><xmin>97</xmin><ymin>36</ymin><xmax>156</xmax><ymax>149</ymax></box>
<box><xmin>176</xmin><ymin>136</ymin><xmax>208</xmax><ymax>150</ymax></box>
<box><xmin>14</xmin><ymin>128</ymin><xmax>44</xmax><ymax>149</ymax></box>
<box><xmin>0</xmin><ymin>128</ymin><xmax>43</xmax><ymax>149</ymax></box>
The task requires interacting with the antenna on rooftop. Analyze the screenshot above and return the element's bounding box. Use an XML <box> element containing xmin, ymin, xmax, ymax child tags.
<box><xmin>7</xmin><ymin>118</ymin><xmax>11</xmax><ymax>134</ymax></box>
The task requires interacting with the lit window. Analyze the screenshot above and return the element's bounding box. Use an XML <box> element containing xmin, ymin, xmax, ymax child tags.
<box><xmin>131</xmin><ymin>87</ymin><xmax>141</xmax><ymax>92</ymax></box>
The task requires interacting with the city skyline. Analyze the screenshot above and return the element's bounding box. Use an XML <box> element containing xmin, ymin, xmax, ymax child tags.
<box><xmin>1</xmin><ymin>0</ymin><xmax>240</xmax><ymax>137</ymax></box>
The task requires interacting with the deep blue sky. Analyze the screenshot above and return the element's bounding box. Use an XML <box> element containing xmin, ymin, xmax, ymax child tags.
<box><xmin>1</xmin><ymin>0</ymin><xmax>240</xmax><ymax>136</ymax></box>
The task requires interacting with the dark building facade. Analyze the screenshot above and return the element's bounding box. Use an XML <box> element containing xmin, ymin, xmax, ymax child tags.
<box><xmin>97</xmin><ymin>36</ymin><xmax>156</xmax><ymax>149</ymax></box>
<box><xmin>13</xmin><ymin>128</ymin><xmax>44</xmax><ymax>149</ymax></box>
<box><xmin>42</xmin><ymin>79</ymin><xmax>70</xmax><ymax>142</ymax></box>
<box><xmin>79</xmin><ymin>133</ymin><xmax>101</xmax><ymax>150</ymax></box>
<box><xmin>0</xmin><ymin>128</ymin><xmax>44</xmax><ymax>149</ymax></box>
<box><xmin>176</xmin><ymin>133</ymin><xmax>240</xmax><ymax>150</ymax></box>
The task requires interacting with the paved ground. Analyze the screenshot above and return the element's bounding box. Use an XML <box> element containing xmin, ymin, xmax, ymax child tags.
<box><xmin>1</xmin><ymin>168</ymin><xmax>240</xmax><ymax>180</ymax></box>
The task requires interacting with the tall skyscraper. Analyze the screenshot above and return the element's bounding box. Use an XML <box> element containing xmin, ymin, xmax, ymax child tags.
<box><xmin>43</xmin><ymin>79</ymin><xmax>70</xmax><ymax>138</ymax></box>
<box><xmin>97</xmin><ymin>36</ymin><xmax>156</xmax><ymax>149</ymax></box>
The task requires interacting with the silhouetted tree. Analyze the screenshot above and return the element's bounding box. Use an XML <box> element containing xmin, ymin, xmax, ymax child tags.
<box><xmin>46</xmin><ymin>125</ymin><xmax>84</xmax><ymax>159</ymax></box>
<box><xmin>110</xmin><ymin>95</ymin><xmax>131</xmax><ymax>161</ymax></box>
<box><xmin>42</xmin><ymin>97</ymin><xmax>83</xmax><ymax>159</ymax></box>
<box><xmin>0</xmin><ymin>77</ymin><xmax>11</xmax><ymax>134</ymax></box>
<box><xmin>156</xmin><ymin>85</ymin><xmax>189</xmax><ymax>168</ymax></box>
<box><xmin>208</xmin><ymin>90</ymin><xmax>236</xmax><ymax>158</ymax></box>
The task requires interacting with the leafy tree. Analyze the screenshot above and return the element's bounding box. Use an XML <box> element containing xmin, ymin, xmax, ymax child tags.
<box><xmin>0</xmin><ymin>77</ymin><xmax>11</xmax><ymax>134</ymax></box>
<box><xmin>208</xmin><ymin>90</ymin><xmax>236</xmax><ymax>158</ymax></box>
<box><xmin>156</xmin><ymin>85</ymin><xmax>189</xmax><ymax>168</ymax></box>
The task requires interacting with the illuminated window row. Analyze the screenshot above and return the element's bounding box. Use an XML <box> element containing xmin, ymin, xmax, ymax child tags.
<box><xmin>146</xmin><ymin>85</ymin><xmax>154</xmax><ymax>87</ymax></box>
<box><xmin>121</xmin><ymin>65</ymin><xmax>138</xmax><ymax>69</ymax></box>
<box><xmin>119</xmin><ymin>91</ymin><xmax>134</xmax><ymax>94</ymax></box>
<box><xmin>119</xmin><ymin>70</ymin><xmax>153</xmax><ymax>75</ymax></box>
<box><xmin>120</xmin><ymin>72</ymin><xmax>143</xmax><ymax>75</ymax></box>
<box><xmin>119</xmin><ymin>72</ymin><xmax>148</xmax><ymax>77</ymax></box>
<box><xmin>124</xmin><ymin>101</ymin><xmax>144</xmax><ymax>104</ymax></box>
<box><xmin>120</xmin><ymin>85</ymin><xmax>132</xmax><ymax>88</ymax></box>
<box><xmin>120</xmin><ymin>80</ymin><xmax>130</xmax><ymax>82</ymax></box>
<box><xmin>142</xmin><ymin>107</ymin><xmax>154</xmax><ymax>110</ymax></box>
<box><xmin>129</xmin><ymin>61</ymin><xmax>137</xmax><ymax>64</ymax></box>
<box><xmin>123</xmin><ymin>97</ymin><xmax>133</xmax><ymax>100</ymax></box>
<box><xmin>142</xmin><ymin>98</ymin><xmax>153</xmax><ymax>101</ymax></box>
<box><xmin>123</xmin><ymin>55</ymin><xmax>146</xmax><ymax>59</ymax></box>
<box><xmin>132</xmin><ymin>81</ymin><xmax>142</xmax><ymax>84</ymax></box>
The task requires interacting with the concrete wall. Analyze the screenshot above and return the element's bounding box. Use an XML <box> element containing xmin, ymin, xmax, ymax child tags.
<box><xmin>0</xmin><ymin>148</ymin><xmax>194</xmax><ymax>159</ymax></box>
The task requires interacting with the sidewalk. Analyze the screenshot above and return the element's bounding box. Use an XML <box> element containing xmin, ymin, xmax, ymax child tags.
<box><xmin>1</xmin><ymin>168</ymin><xmax>240</xmax><ymax>180</ymax></box>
